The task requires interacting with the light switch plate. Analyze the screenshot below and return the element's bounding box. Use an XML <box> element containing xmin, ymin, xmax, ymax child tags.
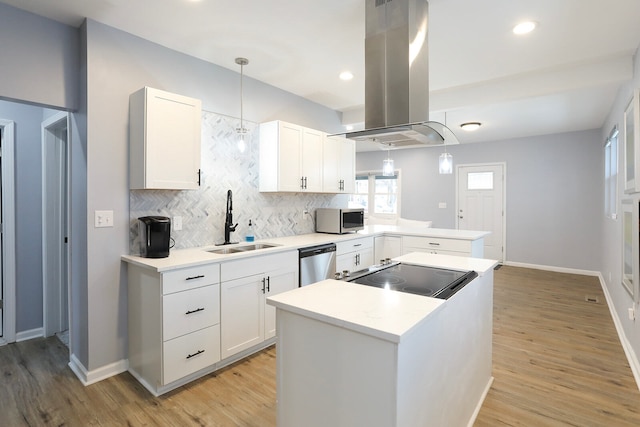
<box><xmin>438</xmin><ymin>202</ymin><xmax>447</xmax><ymax>209</ymax></box>
<box><xmin>95</xmin><ymin>210</ymin><xmax>114</xmax><ymax>228</ymax></box>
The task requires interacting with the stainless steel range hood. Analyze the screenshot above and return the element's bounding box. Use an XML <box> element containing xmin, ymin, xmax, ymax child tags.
<box><xmin>344</xmin><ymin>0</ymin><xmax>459</xmax><ymax>148</ymax></box>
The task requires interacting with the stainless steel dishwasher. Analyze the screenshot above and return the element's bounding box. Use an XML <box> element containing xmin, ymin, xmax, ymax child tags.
<box><xmin>299</xmin><ymin>243</ymin><xmax>337</xmax><ymax>286</ymax></box>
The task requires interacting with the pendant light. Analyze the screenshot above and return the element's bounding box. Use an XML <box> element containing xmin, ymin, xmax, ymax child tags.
<box><xmin>235</xmin><ymin>57</ymin><xmax>249</xmax><ymax>153</ymax></box>
<box><xmin>439</xmin><ymin>150</ymin><xmax>452</xmax><ymax>174</ymax></box>
<box><xmin>382</xmin><ymin>142</ymin><xmax>395</xmax><ymax>176</ymax></box>
<box><xmin>439</xmin><ymin>112</ymin><xmax>453</xmax><ymax>174</ymax></box>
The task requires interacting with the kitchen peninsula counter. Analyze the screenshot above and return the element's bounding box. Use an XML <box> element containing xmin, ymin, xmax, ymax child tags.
<box><xmin>267</xmin><ymin>252</ymin><xmax>497</xmax><ymax>427</ymax></box>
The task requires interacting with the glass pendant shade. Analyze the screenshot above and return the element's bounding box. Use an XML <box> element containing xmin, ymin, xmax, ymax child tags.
<box><xmin>237</xmin><ymin>133</ymin><xmax>247</xmax><ymax>153</ymax></box>
<box><xmin>382</xmin><ymin>157</ymin><xmax>395</xmax><ymax>176</ymax></box>
<box><xmin>439</xmin><ymin>152</ymin><xmax>453</xmax><ymax>174</ymax></box>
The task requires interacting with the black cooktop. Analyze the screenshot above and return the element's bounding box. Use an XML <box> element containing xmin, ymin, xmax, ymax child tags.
<box><xmin>347</xmin><ymin>263</ymin><xmax>478</xmax><ymax>299</ymax></box>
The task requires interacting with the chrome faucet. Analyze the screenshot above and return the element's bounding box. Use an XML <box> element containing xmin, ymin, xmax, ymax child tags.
<box><xmin>224</xmin><ymin>189</ymin><xmax>238</xmax><ymax>244</ymax></box>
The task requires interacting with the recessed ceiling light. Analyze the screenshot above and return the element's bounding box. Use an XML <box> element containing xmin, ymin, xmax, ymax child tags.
<box><xmin>460</xmin><ymin>122</ymin><xmax>482</xmax><ymax>131</ymax></box>
<box><xmin>513</xmin><ymin>21</ymin><xmax>537</xmax><ymax>35</ymax></box>
<box><xmin>339</xmin><ymin>71</ymin><xmax>354</xmax><ymax>81</ymax></box>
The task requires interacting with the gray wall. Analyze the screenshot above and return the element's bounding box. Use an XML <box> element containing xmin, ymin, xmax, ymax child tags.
<box><xmin>0</xmin><ymin>3</ymin><xmax>79</xmax><ymax>110</ymax></box>
<box><xmin>357</xmin><ymin>129</ymin><xmax>603</xmax><ymax>271</ymax></box>
<box><xmin>0</xmin><ymin>100</ymin><xmax>45</xmax><ymax>332</ymax></box>
<box><xmin>600</xmin><ymin>45</ymin><xmax>640</xmax><ymax>377</ymax></box>
<box><xmin>82</xmin><ymin>19</ymin><xmax>344</xmax><ymax>370</ymax></box>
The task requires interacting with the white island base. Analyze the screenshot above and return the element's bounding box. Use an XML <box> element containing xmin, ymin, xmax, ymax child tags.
<box><xmin>267</xmin><ymin>253</ymin><xmax>497</xmax><ymax>427</ymax></box>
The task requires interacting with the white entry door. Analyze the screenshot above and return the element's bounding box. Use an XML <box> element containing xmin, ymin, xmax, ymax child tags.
<box><xmin>456</xmin><ymin>163</ymin><xmax>505</xmax><ymax>262</ymax></box>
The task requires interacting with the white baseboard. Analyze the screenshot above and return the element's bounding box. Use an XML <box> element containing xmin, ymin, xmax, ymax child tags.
<box><xmin>15</xmin><ymin>328</ymin><xmax>43</xmax><ymax>342</ymax></box>
<box><xmin>596</xmin><ymin>273</ymin><xmax>640</xmax><ymax>392</ymax></box>
<box><xmin>502</xmin><ymin>261</ymin><xmax>599</xmax><ymax>277</ymax></box>
<box><xmin>467</xmin><ymin>376</ymin><xmax>494</xmax><ymax>427</ymax></box>
<box><xmin>69</xmin><ymin>353</ymin><xmax>128</xmax><ymax>386</ymax></box>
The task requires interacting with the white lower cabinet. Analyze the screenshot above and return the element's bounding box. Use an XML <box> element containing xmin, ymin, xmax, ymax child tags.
<box><xmin>220</xmin><ymin>251</ymin><xmax>298</xmax><ymax>359</ymax></box>
<box><xmin>336</xmin><ymin>237</ymin><xmax>374</xmax><ymax>273</ymax></box>
<box><xmin>374</xmin><ymin>235</ymin><xmax>403</xmax><ymax>262</ymax></box>
<box><xmin>127</xmin><ymin>262</ymin><xmax>221</xmax><ymax>396</ymax></box>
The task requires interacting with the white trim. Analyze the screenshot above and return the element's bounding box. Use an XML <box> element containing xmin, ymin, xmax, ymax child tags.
<box><xmin>41</xmin><ymin>112</ymin><xmax>71</xmax><ymax>344</ymax></box>
<box><xmin>597</xmin><ymin>272</ymin><xmax>640</xmax><ymax>392</ymax></box>
<box><xmin>466</xmin><ymin>377</ymin><xmax>494</xmax><ymax>427</ymax></box>
<box><xmin>0</xmin><ymin>119</ymin><xmax>16</xmax><ymax>345</ymax></box>
<box><xmin>68</xmin><ymin>353</ymin><xmax>129</xmax><ymax>386</ymax></box>
<box><xmin>502</xmin><ymin>260</ymin><xmax>600</xmax><ymax>277</ymax></box>
<box><xmin>15</xmin><ymin>328</ymin><xmax>44</xmax><ymax>342</ymax></box>
<box><xmin>502</xmin><ymin>261</ymin><xmax>640</xmax><ymax>391</ymax></box>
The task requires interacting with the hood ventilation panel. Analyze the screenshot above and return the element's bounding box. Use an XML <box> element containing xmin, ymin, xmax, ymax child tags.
<box><xmin>344</xmin><ymin>0</ymin><xmax>459</xmax><ymax>147</ymax></box>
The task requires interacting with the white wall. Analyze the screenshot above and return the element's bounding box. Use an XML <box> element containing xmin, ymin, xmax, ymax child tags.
<box><xmin>357</xmin><ymin>129</ymin><xmax>603</xmax><ymax>271</ymax></box>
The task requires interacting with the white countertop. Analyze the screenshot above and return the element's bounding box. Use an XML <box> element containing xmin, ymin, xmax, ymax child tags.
<box><xmin>121</xmin><ymin>226</ymin><xmax>490</xmax><ymax>272</ymax></box>
<box><xmin>266</xmin><ymin>252</ymin><xmax>497</xmax><ymax>343</ymax></box>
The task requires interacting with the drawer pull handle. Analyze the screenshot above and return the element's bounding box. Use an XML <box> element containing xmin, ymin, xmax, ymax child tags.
<box><xmin>353</xmin><ymin>243</ymin><xmax>362</xmax><ymax>247</ymax></box>
<box><xmin>186</xmin><ymin>349</ymin><xmax>205</xmax><ymax>359</ymax></box>
<box><xmin>185</xmin><ymin>307</ymin><xmax>205</xmax><ymax>315</ymax></box>
<box><xmin>186</xmin><ymin>274</ymin><xmax>205</xmax><ymax>281</ymax></box>
<box><xmin>429</xmin><ymin>242</ymin><xmax>440</xmax><ymax>246</ymax></box>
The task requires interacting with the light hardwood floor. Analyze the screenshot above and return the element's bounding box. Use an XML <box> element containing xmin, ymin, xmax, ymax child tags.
<box><xmin>2</xmin><ymin>266</ymin><xmax>640</xmax><ymax>426</ymax></box>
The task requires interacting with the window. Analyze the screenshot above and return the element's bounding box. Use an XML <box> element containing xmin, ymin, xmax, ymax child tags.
<box><xmin>605</xmin><ymin>126</ymin><xmax>619</xmax><ymax>219</ymax></box>
<box><xmin>349</xmin><ymin>172</ymin><xmax>400</xmax><ymax>218</ymax></box>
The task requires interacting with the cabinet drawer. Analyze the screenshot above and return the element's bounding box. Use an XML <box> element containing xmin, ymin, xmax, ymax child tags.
<box><xmin>162</xmin><ymin>263</ymin><xmax>219</xmax><ymax>294</ymax></box>
<box><xmin>402</xmin><ymin>236</ymin><xmax>471</xmax><ymax>253</ymax></box>
<box><xmin>163</xmin><ymin>284</ymin><xmax>220</xmax><ymax>341</ymax></box>
<box><xmin>221</xmin><ymin>250</ymin><xmax>297</xmax><ymax>282</ymax></box>
<box><xmin>336</xmin><ymin>237</ymin><xmax>373</xmax><ymax>255</ymax></box>
<box><xmin>163</xmin><ymin>324</ymin><xmax>220</xmax><ymax>385</ymax></box>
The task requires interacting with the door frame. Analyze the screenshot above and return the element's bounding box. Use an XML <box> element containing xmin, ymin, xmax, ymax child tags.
<box><xmin>455</xmin><ymin>162</ymin><xmax>507</xmax><ymax>262</ymax></box>
<box><xmin>41</xmin><ymin>111</ymin><xmax>71</xmax><ymax>341</ymax></box>
<box><xmin>0</xmin><ymin>119</ymin><xmax>16</xmax><ymax>346</ymax></box>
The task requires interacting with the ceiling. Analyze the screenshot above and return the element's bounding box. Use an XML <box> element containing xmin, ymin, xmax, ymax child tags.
<box><xmin>3</xmin><ymin>0</ymin><xmax>640</xmax><ymax>150</ymax></box>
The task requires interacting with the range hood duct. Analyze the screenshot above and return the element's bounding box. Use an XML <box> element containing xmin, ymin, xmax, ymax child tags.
<box><xmin>344</xmin><ymin>0</ymin><xmax>459</xmax><ymax>147</ymax></box>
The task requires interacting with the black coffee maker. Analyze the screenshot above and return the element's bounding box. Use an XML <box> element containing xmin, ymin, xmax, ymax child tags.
<box><xmin>138</xmin><ymin>216</ymin><xmax>171</xmax><ymax>258</ymax></box>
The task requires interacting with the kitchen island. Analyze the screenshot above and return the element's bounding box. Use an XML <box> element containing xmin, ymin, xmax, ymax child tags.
<box><xmin>267</xmin><ymin>253</ymin><xmax>498</xmax><ymax>427</ymax></box>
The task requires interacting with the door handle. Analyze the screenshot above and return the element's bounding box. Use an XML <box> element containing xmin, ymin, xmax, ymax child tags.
<box><xmin>261</xmin><ymin>277</ymin><xmax>266</xmax><ymax>294</ymax></box>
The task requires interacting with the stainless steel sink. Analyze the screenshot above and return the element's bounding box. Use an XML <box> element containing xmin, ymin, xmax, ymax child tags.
<box><xmin>207</xmin><ymin>243</ymin><xmax>280</xmax><ymax>255</ymax></box>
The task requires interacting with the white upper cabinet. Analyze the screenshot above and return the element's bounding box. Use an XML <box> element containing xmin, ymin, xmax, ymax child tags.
<box><xmin>259</xmin><ymin>120</ymin><xmax>323</xmax><ymax>192</ymax></box>
<box><xmin>129</xmin><ymin>87</ymin><xmax>202</xmax><ymax>190</ymax></box>
<box><xmin>323</xmin><ymin>135</ymin><xmax>355</xmax><ymax>193</ymax></box>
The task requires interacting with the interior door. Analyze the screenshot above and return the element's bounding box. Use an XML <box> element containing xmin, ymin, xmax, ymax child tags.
<box><xmin>456</xmin><ymin>164</ymin><xmax>505</xmax><ymax>262</ymax></box>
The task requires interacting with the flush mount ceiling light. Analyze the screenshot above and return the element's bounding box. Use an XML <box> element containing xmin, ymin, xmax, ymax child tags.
<box><xmin>339</xmin><ymin>71</ymin><xmax>354</xmax><ymax>81</ymax></box>
<box><xmin>235</xmin><ymin>57</ymin><xmax>249</xmax><ymax>153</ymax></box>
<box><xmin>460</xmin><ymin>122</ymin><xmax>482</xmax><ymax>132</ymax></box>
<box><xmin>513</xmin><ymin>21</ymin><xmax>537</xmax><ymax>35</ymax></box>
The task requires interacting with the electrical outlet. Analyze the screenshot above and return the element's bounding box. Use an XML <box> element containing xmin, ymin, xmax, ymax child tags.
<box><xmin>173</xmin><ymin>216</ymin><xmax>183</xmax><ymax>231</ymax></box>
<box><xmin>303</xmin><ymin>209</ymin><xmax>310</xmax><ymax>219</ymax></box>
<box><xmin>94</xmin><ymin>210</ymin><xmax>114</xmax><ymax>228</ymax></box>
<box><xmin>629</xmin><ymin>307</ymin><xmax>636</xmax><ymax>321</ymax></box>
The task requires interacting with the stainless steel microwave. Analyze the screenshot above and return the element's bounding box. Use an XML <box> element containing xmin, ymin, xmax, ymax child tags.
<box><xmin>315</xmin><ymin>208</ymin><xmax>364</xmax><ymax>234</ymax></box>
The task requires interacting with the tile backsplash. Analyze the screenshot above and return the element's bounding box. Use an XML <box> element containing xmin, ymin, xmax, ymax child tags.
<box><xmin>129</xmin><ymin>111</ymin><xmax>347</xmax><ymax>253</ymax></box>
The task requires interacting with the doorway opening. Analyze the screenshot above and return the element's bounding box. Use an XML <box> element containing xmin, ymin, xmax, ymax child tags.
<box><xmin>0</xmin><ymin>119</ymin><xmax>16</xmax><ymax>346</ymax></box>
<box><xmin>42</xmin><ymin>112</ymin><xmax>70</xmax><ymax>349</ymax></box>
<box><xmin>456</xmin><ymin>163</ymin><xmax>506</xmax><ymax>262</ymax></box>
